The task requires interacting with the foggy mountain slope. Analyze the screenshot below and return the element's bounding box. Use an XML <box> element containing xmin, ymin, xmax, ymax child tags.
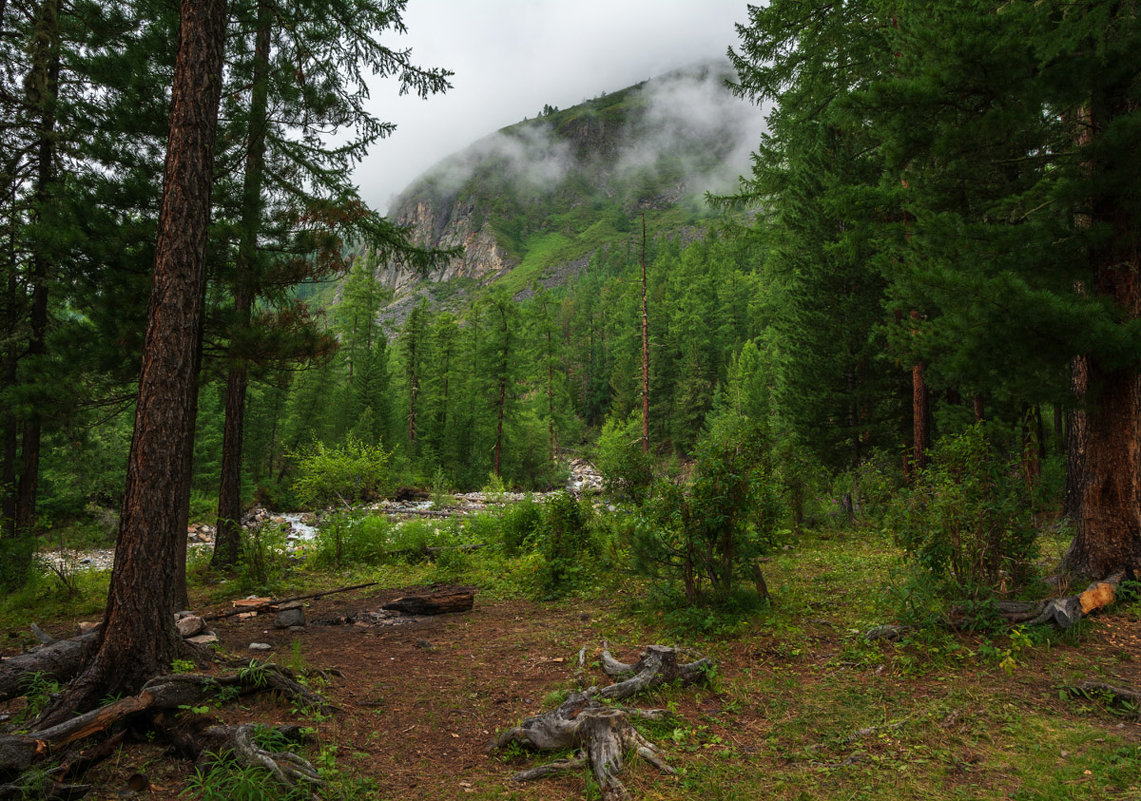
<box><xmin>368</xmin><ymin>61</ymin><xmax>765</xmax><ymax>320</ymax></box>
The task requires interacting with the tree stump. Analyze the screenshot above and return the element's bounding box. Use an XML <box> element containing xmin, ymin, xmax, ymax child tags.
<box><xmin>491</xmin><ymin>644</ymin><xmax>711</xmax><ymax>800</ymax></box>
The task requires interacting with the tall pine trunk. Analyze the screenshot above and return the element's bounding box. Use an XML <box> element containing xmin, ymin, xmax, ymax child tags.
<box><xmin>214</xmin><ymin>0</ymin><xmax>271</xmax><ymax>569</ymax></box>
<box><xmin>1061</xmin><ymin>82</ymin><xmax>1141</xmax><ymax>580</ymax></box>
<box><xmin>8</xmin><ymin>0</ymin><xmax>59</xmax><ymax>587</ymax></box>
<box><xmin>42</xmin><ymin>0</ymin><xmax>228</xmax><ymax>721</ymax></box>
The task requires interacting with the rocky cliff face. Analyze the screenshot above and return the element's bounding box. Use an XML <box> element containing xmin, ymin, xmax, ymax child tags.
<box><xmin>368</xmin><ymin>60</ymin><xmax>763</xmax><ymax>318</ymax></box>
<box><xmin>376</xmin><ymin>196</ymin><xmax>516</xmax><ymax>294</ymax></box>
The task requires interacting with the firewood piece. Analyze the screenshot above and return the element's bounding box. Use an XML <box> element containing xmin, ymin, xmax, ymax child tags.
<box><xmin>382</xmin><ymin>589</ymin><xmax>474</xmax><ymax>616</ymax></box>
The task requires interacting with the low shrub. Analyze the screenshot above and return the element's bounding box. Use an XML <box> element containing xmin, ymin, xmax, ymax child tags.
<box><xmin>290</xmin><ymin>436</ymin><xmax>394</xmax><ymax>509</ymax></box>
<box><xmin>886</xmin><ymin>423</ymin><xmax>1038</xmax><ymax>601</ymax></box>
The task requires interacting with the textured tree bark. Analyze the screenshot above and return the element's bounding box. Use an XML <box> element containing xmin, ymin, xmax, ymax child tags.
<box><xmin>1063</xmin><ymin>355</ymin><xmax>1088</xmax><ymax>524</ymax></box>
<box><xmin>38</xmin><ymin>0</ymin><xmax>228</xmax><ymax>724</ymax></box>
<box><xmin>1061</xmin><ymin>82</ymin><xmax>1141</xmax><ymax>581</ymax></box>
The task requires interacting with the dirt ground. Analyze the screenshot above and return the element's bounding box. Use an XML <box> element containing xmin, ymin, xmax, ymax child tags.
<box><xmin>7</xmin><ymin>579</ymin><xmax>1141</xmax><ymax>801</ymax></box>
<box><xmin>72</xmin><ymin>587</ymin><xmax>692</xmax><ymax>800</ymax></box>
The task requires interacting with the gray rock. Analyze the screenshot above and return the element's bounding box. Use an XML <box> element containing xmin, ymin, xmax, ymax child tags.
<box><xmin>248</xmin><ymin>642</ymin><xmax>273</xmax><ymax>651</ymax></box>
<box><xmin>274</xmin><ymin>607</ymin><xmax>305</xmax><ymax>628</ymax></box>
<box><xmin>176</xmin><ymin>615</ymin><xmax>206</xmax><ymax>638</ymax></box>
<box><xmin>187</xmin><ymin>632</ymin><xmax>218</xmax><ymax>645</ymax></box>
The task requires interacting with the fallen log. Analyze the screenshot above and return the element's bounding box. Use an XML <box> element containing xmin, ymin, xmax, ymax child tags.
<box><xmin>0</xmin><ymin>632</ymin><xmax>100</xmax><ymax>703</ymax></box>
<box><xmin>952</xmin><ymin>572</ymin><xmax>1125</xmax><ymax>631</ymax></box>
<box><xmin>1067</xmin><ymin>681</ymin><xmax>1141</xmax><ymax>715</ymax></box>
<box><xmin>492</xmin><ymin>644</ymin><xmax>711</xmax><ymax>801</ymax></box>
<box><xmin>382</xmin><ymin>589</ymin><xmax>475</xmax><ymax>616</ymax></box>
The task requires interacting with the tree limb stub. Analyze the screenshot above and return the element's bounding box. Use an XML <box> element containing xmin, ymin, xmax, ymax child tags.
<box><xmin>492</xmin><ymin>645</ymin><xmax>709</xmax><ymax>801</ymax></box>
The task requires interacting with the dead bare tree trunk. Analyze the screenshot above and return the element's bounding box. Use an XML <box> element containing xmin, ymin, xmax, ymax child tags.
<box><xmin>640</xmin><ymin>213</ymin><xmax>649</xmax><ymax>454</ymax></box>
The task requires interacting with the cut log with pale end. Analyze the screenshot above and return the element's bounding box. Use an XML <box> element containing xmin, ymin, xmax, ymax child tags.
<box><xmin>382</xmin><ymin>589</ymin><xmax>475</xmax><ymax>616</ymax></box>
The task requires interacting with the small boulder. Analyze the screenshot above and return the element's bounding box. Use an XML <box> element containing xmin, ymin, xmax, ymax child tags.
<box><xmin>176</xmin><ymin>615</ymin><xmax>206</xmax><ymax>638</ymax></box>
<box><xmin>187</xmin><ymin>632</ymin><xmax>218</xmax><ymax>645</ymax></box>
<box><xmin>248</xmin><ymin>642</ymin><xmax>273</xmax><ymax>651</ymax></box>
<box><xmin>274</xmin><ymin>607</ymin><xmax>305</xmax><ymax>629</ymax></box>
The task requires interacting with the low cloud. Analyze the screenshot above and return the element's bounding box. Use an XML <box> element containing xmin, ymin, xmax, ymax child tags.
<box><xmin>617</xmin><ymin>62</ymin><xmax>768</xmax><ymax>198</ymax></box>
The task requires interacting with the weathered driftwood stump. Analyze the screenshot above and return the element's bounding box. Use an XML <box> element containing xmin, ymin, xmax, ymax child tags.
<box><xmin>491</xmin><ymin>644</ymin><xmax>711</xmax><ymax>801</ymax></box>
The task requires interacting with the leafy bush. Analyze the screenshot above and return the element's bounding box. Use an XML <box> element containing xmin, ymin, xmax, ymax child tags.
<box><xmin>534</xmin><ymin>491</ymin><xmax>596</xmax><ymax>597</ymax></box>
<box><xmin>311</xmin><ymin>512</ymin><xmax>391</xmax><ymax>568</ymax></box>
<box><xmin>632</xmin><ymin>414</ymin><xmax>782</xmax><ymax>604</ymax></box>
<box><xmin>290</xmin><ymin>436</ymin><xmax>394</xmax><ymax>509</ymax></box>
<box><xmin>500</xmin><ymin>494</ymin><xmax>544</xmax><ymax>555</ymax></box>
<box><xmin>595</xmin><ymin>412</ymin><xmax>654</xmax><ymax>504</ymax></box>
<box><xmin>886</xmin><ymin>423</ymin><xmax>1038</xmax><ymax>600</ymax></box>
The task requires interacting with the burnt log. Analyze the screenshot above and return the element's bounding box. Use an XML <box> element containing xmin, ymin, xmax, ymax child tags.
<box><xmin>382</xmin><ymin>589</ymin><xmax>474</xmax><ymax>616</ymax></box>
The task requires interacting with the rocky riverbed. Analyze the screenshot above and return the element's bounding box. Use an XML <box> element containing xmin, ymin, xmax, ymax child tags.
<box><xmin>37</xmin><ymin>460</ymin><xmax>604</xmax><ymax>574</ymax></box>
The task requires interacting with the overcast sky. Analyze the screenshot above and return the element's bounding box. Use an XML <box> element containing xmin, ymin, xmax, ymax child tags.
<box><xmin>358</xmin><ymin>0</ymin><xmax>752</xmax><ymax>213</ymax></box>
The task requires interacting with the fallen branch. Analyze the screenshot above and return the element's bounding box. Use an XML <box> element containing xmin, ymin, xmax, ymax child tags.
<box><xmin>204</xmin><ymin>581</ymin><xmax>379</xmax><ymax>621</ymax></box>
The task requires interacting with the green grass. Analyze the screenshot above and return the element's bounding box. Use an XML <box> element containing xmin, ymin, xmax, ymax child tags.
<box><xmin>8</xmin><ymin>509</ymin><xmax>1141</xmax><ymax>801</ymax></box>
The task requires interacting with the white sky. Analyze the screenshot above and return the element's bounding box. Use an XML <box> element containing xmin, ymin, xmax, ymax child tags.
<box><xmin>357</xmin><ymin>0</ymin><xmax>751</xmax><ymax>213</ymax></box>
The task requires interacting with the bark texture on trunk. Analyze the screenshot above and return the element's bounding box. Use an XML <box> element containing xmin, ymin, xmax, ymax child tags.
<box><xmin>1062</xmin><ymin>82</ymin><xmax>1141</xmax><ymax>581</ymax></box>
<box><xmin>40</xmin><ymin>0</ymin><xmax>228</xmax><ymax>721</ymax></box>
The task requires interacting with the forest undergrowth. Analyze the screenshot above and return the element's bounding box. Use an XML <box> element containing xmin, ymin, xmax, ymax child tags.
<box><xmin>3</xmin><ymin>501</ymin><xmax>1140</xmax><ymax>801</ymax></box>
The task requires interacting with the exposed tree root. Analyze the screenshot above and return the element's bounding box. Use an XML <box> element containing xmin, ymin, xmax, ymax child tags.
<box><xmin>0</xmin><ymin>662</ymin><xmax>332</xmax><ymax>798</ymax></box>
<box><xmin>1067</xmin><ymin>681</ymin><xmax>1141</xmax><ymax>716</ymax></box>
<box><xmin>491</xmin><ymin>644</ymin><xmax>710</xmax><ymax>801</ymax></box>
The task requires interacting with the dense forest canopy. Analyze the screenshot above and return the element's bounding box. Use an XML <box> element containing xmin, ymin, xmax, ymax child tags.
<box><xmin>2</xmin><ymin>0</ymin><xmax>1138</xmax><ymax>584</ymax></box>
